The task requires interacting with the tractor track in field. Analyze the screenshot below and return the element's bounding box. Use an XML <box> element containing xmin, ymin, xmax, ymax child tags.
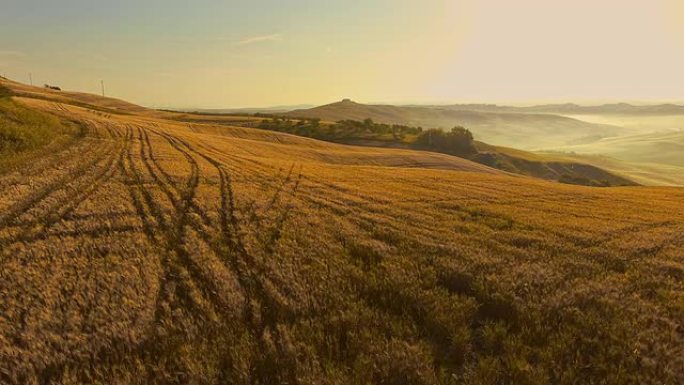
<box><xmin>0</xmin><ymin>150</ymin><xmax>125</xmax><ymax>247</ymax></box>
<box><xmin>175</xmin><ymin>131</ymin><xmax>306</xmax><ymax>277</ymax></box>
<box><xmin>0</xmin><ymin>122</ymin><xmax>148</xmax><ymax>384</ymax></box>
<box><xmin>156</xmin><ymin>131</ymin><xmax>305</xmax><ymax>350</ymax></box>
<box><xmin>144</xmin><ymin>127</ymin><xmax>218</xmax><ymax>231</ymax></box>
<box><xmin>137</xmin><ymin>126</ymin><xmax>245</xmax><ymax>318</ymax></box>
<box><xmin>0</xmin><ymin>140</ymin><xmax>113</xmax><ymax>231</ymax></box>
<box><xmin>108</xmin><ymin>124</ymin><xmax>258</xmax><ymax>377</ymax></box>
<box><xmin>0</xmin><ymin>133</ymin><xmax>127</xmax><ymax>245</ymax></box>
<box><xmin>120</xmin><ymin>123</ymin><xmax>277</xmax><ymax>330</ymax></box>
<box><xmin>1</xmin><ymin>91</ymin><xmax>684</xmax><ymax>385</ymax></box>
<box><xmin>119</xmin><ymin>124</ymin><xmax>221</xmax><ymax>323</ymax></box>
<box><xmin>0</xmin><ymin>126</ymin><xmax>125</xmax><ymax>254</ymax></box>
<box><xmin>165</xmin><ymin>133</ymin><xmax>296</xmax><ymax>380</ymax></box>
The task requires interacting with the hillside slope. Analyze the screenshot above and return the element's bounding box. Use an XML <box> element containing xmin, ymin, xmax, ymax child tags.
<box><xmin>287</xmin><ymin>100</ymin><xmax>624</xmax><ymax>149</ymax></box>
<box><xmin>471</xmin><ymin>142</ymin><xmax>636</xmax><ymax>187</ymax></box>
<box><xmin>552</xmin><ymin>130</ymin><xmax>684</xmax><ymax>167</ymax></box>
<box><xmin>539</xmin><ymin>152</ymin><xmax>684</xmax><ymax>187</ymax></box>
<box><xmin>1</xmin><ymin>80</ymin><xmax>683</xmax><ymax>384</ymax></box>
<box><xmin>248</xmin><ymin>116</ymin><xmax>635</xmax><ymax>187</ymax></box>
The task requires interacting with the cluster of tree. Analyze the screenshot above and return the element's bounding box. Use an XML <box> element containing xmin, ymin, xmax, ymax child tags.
<box><xmin>258</xmin><ymin>117</ymin><xmax>477</xmax><ymax>159</ymax></box>
<box><xmin>43</xmin><ymin>84</ymin><xmax>61</xmax><ymax>91</ymax></box>
<box><xmin>258</xmin><ymin>117</ymin><xmax>422</xmax><ymax>141</ymax></box>
<box><xmin>258</xmin><ymin>117</ymin><xmax>323</xmax><ymax>138</ymax></box>
<box><xmin>412</xmin><ymin>126</ymin><xmax>477</xmax><ymax>156</ymax></box>
<box><xmin>331</xmin><ymin>119</ymin><xmax>422</xmax><ymax>139</ymax></box>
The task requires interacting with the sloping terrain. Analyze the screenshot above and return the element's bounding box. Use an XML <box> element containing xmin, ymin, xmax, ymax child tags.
<box><xmin>540</xmin><ymin>152</ymin><xmax>684</xmax><ymax>187</ymax></box>
<box><xmin>3</xmin><ymin>79</ymin><xmax>151</xmax><ymax>115</ymax></box>
<box><xmin>252</xmin><ymin>111</ymin><xmax>635</xmax><ymax>186</ymax></box>
<box><xmin>318</xmin><ymin>134</ymin><xmax>636</xmax><ymax>187</ymax></box>
<box><xmin>540</xmin><ymin>114</ymin><xmax>684</xmax><ymax>186</ymax></box>
<box><xmin>1</xmin><ymin>80</ymin><xmax>684</xmax><ymax>384</ymax></box>
<box><xmin>553</xmin><ymin>129</ymin><xmax>684</xmax><ymax>167</ymax></box>
<box><xmin>287</xmin><ymin>100</ymin><xmax>624</xmax><ymax>149</ymax></box>
<box><xmin>471</xmin><ymin>143</ymin><xmax>636</xmax><ymax>187</ymax></box>
<box><xmin>287</xmin><ymin>100</ymin><xmax>684</xmax><ymax>186</ymax></box>
<box><xmin>0</xmin><ymin>95</ymin><xmax>82</xmax><ymax>172</ymax></box>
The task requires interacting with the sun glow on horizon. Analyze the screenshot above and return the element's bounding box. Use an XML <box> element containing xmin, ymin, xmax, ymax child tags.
<box><xmin>0</xmin><ymin>0</ymin><xmax>682</xmax><ymax>108</ymax></box>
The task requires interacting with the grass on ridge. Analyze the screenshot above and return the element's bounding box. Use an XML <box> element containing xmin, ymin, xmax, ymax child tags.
<box><xmin>0</xmin><ymin>89</ymin><xmax>83</xmax><ymax>172</ymax></box>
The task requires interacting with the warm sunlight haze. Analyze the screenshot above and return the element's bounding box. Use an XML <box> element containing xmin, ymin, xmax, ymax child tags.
<box><xmin>2</xmin><ymin>0</ymin><xmax>683</xmax><ymax>107</ymax></box>
<box><xmin>0</xmin><ymin>1</ymin><xmax>683</xmax><ymax>384</ymax></box>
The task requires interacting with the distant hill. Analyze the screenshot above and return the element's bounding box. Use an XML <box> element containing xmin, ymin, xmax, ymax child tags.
<box><xmin>177</xmin><ymin>104</ymin><xmax>315</xmax><ymax>115</ymax></box>
<box><xmin>439</xmin><ymin>102</ymin><xmax>684</xmax><ymax>115</ymax></box>
<box><xmin>471</xmin><ymin>142</ymin><xmax>636</xmax><ymax>187</ymax></box>
<box><xmin>286</xmin><ymin>100</ymin><xmax>625</xmax><ymax>150</ymax></box>
<box><xmin>551</xmin><ymin>130</ymin><xmax>684</xmax><ymax>167</ymax></box>
<box><xmin>4</xmin><ymin>79</ymin><xmax>151</xmax><ymax>115</ymax></box>
<box><xmin>248</xmin><ymin>114</ymin><xmax>636</xmax><ymax>187</ymax></box>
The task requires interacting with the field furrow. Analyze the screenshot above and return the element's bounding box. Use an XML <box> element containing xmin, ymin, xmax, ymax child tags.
<box><xmin>1</xmin><ymin>90</ymin><xmax>683</xmax><ymax>384</ymax></box>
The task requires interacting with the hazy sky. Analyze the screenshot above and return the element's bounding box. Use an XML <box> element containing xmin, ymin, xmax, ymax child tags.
<box><xmin>1</xmin><ymin>0</ymin><xmax>682</xmax><ymax>108</ymax></box>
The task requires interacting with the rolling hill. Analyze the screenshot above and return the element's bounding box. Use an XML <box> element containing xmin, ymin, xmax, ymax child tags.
<box><xmin>539</xmin><ymin>152</ymin><xmax>684</xmax><ymax>187</ymax></box>
<box><xmin>553</xmin><ymin>130</ymin><xmax>684</xmax><ymax>166</ymax></box>
<box><xmin>286</xmin><ymin>100</ymin><xmax>625</xmax><ymax>150</ymax></box>
<box><xmin>1</xmin><ymin>79</ymin><xmax>683</xmax><ymax>384</ymax></box>
<box><xmin>470</xmin><ymin>142</ymin><xmax>636</xmax><ymax>187</ymax></box>
<box><xmin>287</xmin><ymin>100</ymin><xmax>684</xmax><ymax>186</ymax></box>
<box><xmin>424</xmin><ymin>102</ymin><xmax>684</xmax><ymax>115</ymax></box>
<box><xmin>539</xmin><ymin>114</ymin><xmax>684</xmax><ymax>186</ymax></box>
<box><xmin>245</xmin><ymin>116</ymin><xmax>635</xmax><ymax>187</ymax></box>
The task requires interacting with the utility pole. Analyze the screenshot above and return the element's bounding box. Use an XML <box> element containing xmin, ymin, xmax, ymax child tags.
<box><xmin>29</xmin><ymin>73</ymin><xmax>33</xmax><ymax>86</ymax></box>
<box><xmin>101</xmin><ymin>80</ymin><xmax>105</xmax><ymax>97</ymax></box>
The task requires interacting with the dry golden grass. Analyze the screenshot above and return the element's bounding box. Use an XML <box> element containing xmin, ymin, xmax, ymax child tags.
<box><xmin>1</xmin><ymin>81</ymin><xmax>683</xmax><ymax>384</ymax></box>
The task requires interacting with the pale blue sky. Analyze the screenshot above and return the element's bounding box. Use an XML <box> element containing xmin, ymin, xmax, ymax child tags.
<box><xmin>1</xmin><ymin>0</ymin><xmax>683</xmax><ymax>108</ymax></box>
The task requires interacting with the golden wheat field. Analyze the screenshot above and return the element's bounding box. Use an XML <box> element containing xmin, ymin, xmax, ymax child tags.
<box><xmin>1</xmin><ymin>80</ymin><xmax>683</xmax><ymax>385</ymax></box>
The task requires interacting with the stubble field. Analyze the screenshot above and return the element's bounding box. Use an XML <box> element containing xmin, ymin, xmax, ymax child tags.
<box><xmin>1</xmin><ymin>84</ymin><xmax>683</xmax><ymax>384</ymax></box>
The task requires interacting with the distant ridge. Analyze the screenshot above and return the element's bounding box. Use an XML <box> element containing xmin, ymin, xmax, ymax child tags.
<box><xmin>437</xmin><ymin>102</ymin><xmax>684</xmax><ymax>115</ymax></box>
<box><xmin>285</xmin><ymin>100</ymin><xmax>627</xmax><ymax>150</ymax></box>
<box><xmin>176</xmin><ymin>104</ymin><xmax>316</xmax><ymax>115</ymax></box>
<box><xmin>290</xmin><ymin>100</ymin><xmax>684</xmax><ymax>118</ymax></box>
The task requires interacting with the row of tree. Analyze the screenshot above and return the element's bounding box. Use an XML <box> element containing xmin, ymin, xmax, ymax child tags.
<box><xmin>258</xmin><ymin>117</ymin><xmax>423</xmax><ymax>141</ymax></box>
<box><xmin>331</xmin><ymin>119</ymin><xmax>422</xmax><ymax>138</ymax></box>
<box><xmin>258</xmin><ymin>117</ymin><xmax>477</xmax><ymax>157</ymax></box>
